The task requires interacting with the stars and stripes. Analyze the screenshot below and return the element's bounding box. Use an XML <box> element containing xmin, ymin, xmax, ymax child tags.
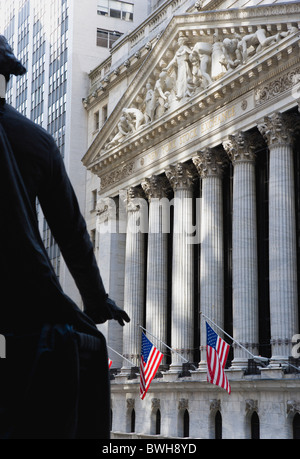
<box><xmin>206</xmin><ymin>322</ymin><xmax>231</xmax><ymax>394</ymax></box>
<box><xmin>140</xmin><ymin>332</ymin><xmax>163</xmax><ymax>400</ymax></box>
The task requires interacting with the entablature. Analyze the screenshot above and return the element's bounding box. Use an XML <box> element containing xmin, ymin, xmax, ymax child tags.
<box><xmin>83</xmin><ymin>3</ymin><xmax>300</xmax><ymax>194</ymax></box>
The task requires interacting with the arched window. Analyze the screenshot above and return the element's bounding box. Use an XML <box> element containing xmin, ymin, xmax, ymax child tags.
<box><xmin>215</xmin><ymin>411</ymin><xmax>222</xmax><ymax>439</ymax></box>
<box><xmin>183</xmin><ymin>409</ymin><xmax>189</xmax><ymax>438</ymax></box>
<box><xmin>293</xmin><ymin>413</ymin><xmax>300</xmax><ymax>439</ymax></box>
<box><xmin>251</xmin><ymin>412</ymin><xmax>260</xmax><ymax>439</ymax></box>
<box><xmin>131</xmin><ymin>409</ymin><xmax>135</xmax><ymax>433</ymax></box>
<box><xmin>156</xmin><ymin>409</ymin><xmax>161</xmax><ymax>435</ymax></box>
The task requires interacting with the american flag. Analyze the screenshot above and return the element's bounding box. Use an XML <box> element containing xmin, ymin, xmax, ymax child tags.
<box><xmin>140</xmin><ymin>332</ymin><xmax>163</xmax><ymax>400</ymax></box>
<box><xmin>206</xmin><ymin>322</ymin><xmax>231</xmax><ymax>394</ymax></box>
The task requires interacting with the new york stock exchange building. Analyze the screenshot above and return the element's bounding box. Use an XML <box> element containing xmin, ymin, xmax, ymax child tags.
<box><xmin>82</xmin><ymin>0</ymin><xmax>300</xmax><ymax>439</ymax></box>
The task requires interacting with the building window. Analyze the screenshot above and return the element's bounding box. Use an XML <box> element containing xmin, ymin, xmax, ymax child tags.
<box><xmin>131</xmin><ymin>409</ymin><xmax>135</xmax><ymax>432</ymax></box>
<box><xmin>251</xmin><ymin>412</ymin><xmax>260</xmax><ymax>439</ymax></box>
<box><xmin>215</xmin><ymin>411</ymin><xmax>222</xmax><ymax>439</ymax></box>
<box><xmin>102</xmin><ymin>104</ymin><xmax>108</xmax><ymax>124</ymax></box>
<box><xmin>183</xmin><ymin>409</ymin><xmax>189</xmax><ymax>438</ymax></box>
<box><xmin>97</xmin><ymin>1</ymin><xmax>133</xmax><ymax>21</ymax></box>
<box><xmin>97</xmin><ymin>28</ymin><xmax>123</xmax><ymax>48</ymax></box>
<box><xmin>94</xmin><ymin>110</ymin><xmax>99</xmax><ymax>131</ymax></box>
<box><xmin>91</xmin><ymin>189</ymin><xmax>98</xmax><ymax>211</ymax></box>
<box><xmin>293</xmin><ymin>413</ymin><xmax>300</xmax><ymax>439</ymax></box>
<box><xmin>156</xmin><ymin>409</ymin><xmax>161</xmax><ymax>435</ymax></box>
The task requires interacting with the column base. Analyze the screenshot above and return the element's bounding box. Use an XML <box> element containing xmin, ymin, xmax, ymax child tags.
<box><xmin>198</xmin><ymin>360</ymin><xmax>207</xmax><ymax>371</ymax></box>
<box><xmin>224</xmin><ymin>367</ymin><xmax>244</xmax><ymax>380</ymax></box>
<box><xmin>168</xmin><ymin>363</ymin><xmax>182</xmax><ymax>374</ymax></box>
<box><xmin>268</xmin><ymin>355</ymin><xmax>289</xmax><ymax>369</ymax></box>
<box><xmin>260</xmin><ymin>367</ymin><xmax>285</xmax><ymax>379</ymax></box>
<box><xmin>190</xmin><ymin>368</ymin><xmax>207</xmax><ymax>382</ymax></box>
<box><xmin>162</xmin><ymin>371</ymin><xmax>180</xmax><ymax>382</ymax></box>
<box><xmin>118</xmin><ymin>366</ymin><xmax>139</xmax><ymax>379</ymax></box>
<box><xmin>230</xmin><ymin>357</ymin><xmax>249</xmax><ymax>370</ymax></box>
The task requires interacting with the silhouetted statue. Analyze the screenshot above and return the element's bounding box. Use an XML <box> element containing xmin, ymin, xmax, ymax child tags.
<box><xmin>0</xmin><ymin>35</ymin><xmax>129</xmax><ymax>439</ymax></box>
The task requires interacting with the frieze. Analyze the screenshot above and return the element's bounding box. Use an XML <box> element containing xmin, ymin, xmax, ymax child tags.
<box><xmin>255</xmin><ymin>67</ymin><xmax>300</xmax><ymax>105</ymax></box>
<box><xmin>99</xmin><ymin>161</ymin><xmax>135</xmax><ymax>190</ymax></box>
<box><xmin>96</xmin><ymin>103</ymin><xmax>240</xmax><ymax>191</ymax></box>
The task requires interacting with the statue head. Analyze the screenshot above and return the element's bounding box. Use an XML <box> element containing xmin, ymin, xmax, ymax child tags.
<box><xmin>0</xmin><ymin>35</ymin><xmax>26</xmax><ymax>82</ymax></box>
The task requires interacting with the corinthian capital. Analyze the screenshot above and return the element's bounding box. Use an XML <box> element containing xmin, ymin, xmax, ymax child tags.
<box><xmin>125</xmin><ymin>186</ymin><xmax>146</xmax><ymax>212</ymax></box>
<box><xmin>222</xmin><ymin>131</ymin><xmax>264</xmax><ymax>164</ymax></box>
<box><xmin>165</xmin><ymin>162</ymin><xmax>197</xmax><ymax>191</ymax></box>
<box><xmin>193</xmin><ymin>147</ymin><xmax>227</xmax><ymax>178</ymax></box>
<box><xmin>257</xmin><ymin>112</ymin><xmax>300</xmax><ymax>147</ymax></box>
<box><xmin>141</xmin><ymin>175</ymin><xmax>172</xmax><ymax>201</ymax></box>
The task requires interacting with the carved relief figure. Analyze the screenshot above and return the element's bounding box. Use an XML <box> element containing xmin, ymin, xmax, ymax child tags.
<box><xmin>239</xmin><ymin>28</ymin><xmax>280</xmax><ymax>63</ymax></box>
<box><xmin>153</xmin><ymin>71</ymin><xmax>170</xmax><ymax>119</ymax></box>
<box><xmin>211</xmin><ymin>33</ymin><xmax>226</xmax><ymax>80</ymax></box>
<box><xmin>163</xmin><ymin>36</ymin><xmax>192</xmax><ymax>100</ymax></box>
<box><xmin>105</xmin><ymin>111</ymin><xmax>133</xmax><ymax>149</ymax></box>
<box><xmin>222</xmin><ymin>37</ymin><xmax>242</xmax><ymax>70</ymax></box>
<box><xmin>102</xmin><ymin>25</ymin><xmax>299</xmax><ymax>151</ymax></box>
<box><xmin>188</xmin><ymin>51</ymin><xmax>202</xmax><ymax>95</ymax></box>
<box><xmin>144</xmin><ymin>82</ymin><xmax>156</xmax><ymax>123</ymax></box>
<box><xmin>190</xmin><ymin>41</ymin><xmax>213</xmax><ymax>89</ymax></box>
<box><xmin>123</xmin><ymin>107</ymin><xmax>145</xmax><ymax>131</ymax></box>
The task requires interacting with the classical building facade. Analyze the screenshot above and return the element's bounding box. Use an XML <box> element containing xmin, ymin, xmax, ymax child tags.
<box><xmin>0</xmin><ymin>0</ymin><xmax>150</xmax><ymax>304</ymax></box>
<box><xmin>83</xmin><ymin>0</ymin><xmax>300</xmax><ymax>439</ymax></box>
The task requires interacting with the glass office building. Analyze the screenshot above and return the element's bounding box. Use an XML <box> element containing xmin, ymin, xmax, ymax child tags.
<box><xmin>0</xmin><ymin>0</ymin><xmax>149</xmax><ymax>303</ymax></box>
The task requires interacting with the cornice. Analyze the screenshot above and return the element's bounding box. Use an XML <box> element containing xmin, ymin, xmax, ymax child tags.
<box><xmin>86</xmin><ymin>1</ymin><xmax>197</xmax><ymax>107</ymax></box>
<box><xmin>88</xmin><ymin>38</ymin><xmax>300</xmax><ymax>176</ymax></box>
<box><xmin>84</xmin><ymin>52</ymin><xmax>151</xmax><ymax>111</ymax></box>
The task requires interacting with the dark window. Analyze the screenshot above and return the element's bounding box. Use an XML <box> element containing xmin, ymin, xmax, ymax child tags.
<box><xmin>251</xmin><ymin>412</ymin><xmax>260</xmax><ymax>439</ymax></box>
<box><xmin>97</xmin><ymin>28</ymin><xmax>122</xmax><ymax>48</ymax></box>
<box><xmin>156</xmin><ymin>409</ymin><xmax>161</xmax><ymax>435</ymax></box>
<box><xmin>183</xmin><ymin>410</ymin><xmax>189</xmax><ymax>438</ymax></box>
<box><xmin>131</xmin><ymin>409</ymin><xmax>135</xmax><ymax>433</ymax></box>
<box><xmin>215</xmin><ymin>411</ymin><xmax>222</xmax><ymax>439</ymax></box>
<box><xmin>109</xmin><ymin>30</ymin><xmax>122</xmax><ymax>48</ymax></box>
<box><xmin>96</xmin><ymin>29</ymin><xmax>109</xmax><ymax>47</ymax></box>
<box><xmin>110</xmin><ymin>8</ymin><xmax>121</xmax><ymax>19</ymax></box>
<box><xmin>293</xmin><ymin>413</ymin><xmax>300</xmax><ymax>439</ymax></box>
<box><xmin>256</xmin><ymin>144</ymin><xmax>271</xmax><ymax>357</ymax></box>
<box><xmin>98</xmin><ymin>1</ymin><xmax>133</xmax><ymax>21</ymax></box>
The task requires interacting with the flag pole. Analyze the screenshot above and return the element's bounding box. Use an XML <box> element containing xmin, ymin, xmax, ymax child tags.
<box><xmin>200</xmin><ymin>311</ymin><xmax>268</xmax><ymax>365</ymax></box>
<box><xmin>107</xmin><ymin>345</ymin><xmax>136</xmax><ymax>367</ymax></box>
<box><xmin>138</xmin><ymin>324</ymin><xmax>196</xmax><ymax>369</ymax></box>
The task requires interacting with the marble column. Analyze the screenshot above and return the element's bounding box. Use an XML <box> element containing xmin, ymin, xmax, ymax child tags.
<box><xmin>165</xmin><ymin>162</ymin><xmax>197</xmax><ymax>371</ymax></box>
<box><xmin>121</xmin><ymin>186</ymin><xmax>147</xmax><ymax>372</ymax></box>
<box><xmin>97</xmin><ymin>196</ymin><xmax>126</xmax><ymax>369</ymax></box>
<box><xmin>223</xmin><ymin>131</ymin><xmax>261</xmax><ymax>368</ymax></box>
<box><xmin>258</xmin><ymin>112</ymin><xmax>299</xmax><ymax>366</ymax></box>
<box><xmin>141</xmin><ymin>175</ymin><xmax>171</xmax><ymax>365</ymax></box>
<box><xmin>193</xmin><ymin>148</ymin><xmax>227</xmax><ymax>368</ymax></box>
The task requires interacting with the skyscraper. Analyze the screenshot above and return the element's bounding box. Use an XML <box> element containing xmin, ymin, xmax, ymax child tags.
<box><xmin>0</xmin><ymin>0</ymin><xmax>149</xmax><ymax>304</ymax></box>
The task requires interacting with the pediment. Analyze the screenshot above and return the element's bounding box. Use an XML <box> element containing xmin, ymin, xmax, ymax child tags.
<box><xmin>83</xmin><ymin>2</ymin><xmax>300</xmax><ymax>173</ymax></box>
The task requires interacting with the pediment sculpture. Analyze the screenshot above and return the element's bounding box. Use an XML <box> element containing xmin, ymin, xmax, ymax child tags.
<box><xmin>103</xmin><ymin>25</ymin><xmax>299</xmax><ymax>151</ymax></box>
